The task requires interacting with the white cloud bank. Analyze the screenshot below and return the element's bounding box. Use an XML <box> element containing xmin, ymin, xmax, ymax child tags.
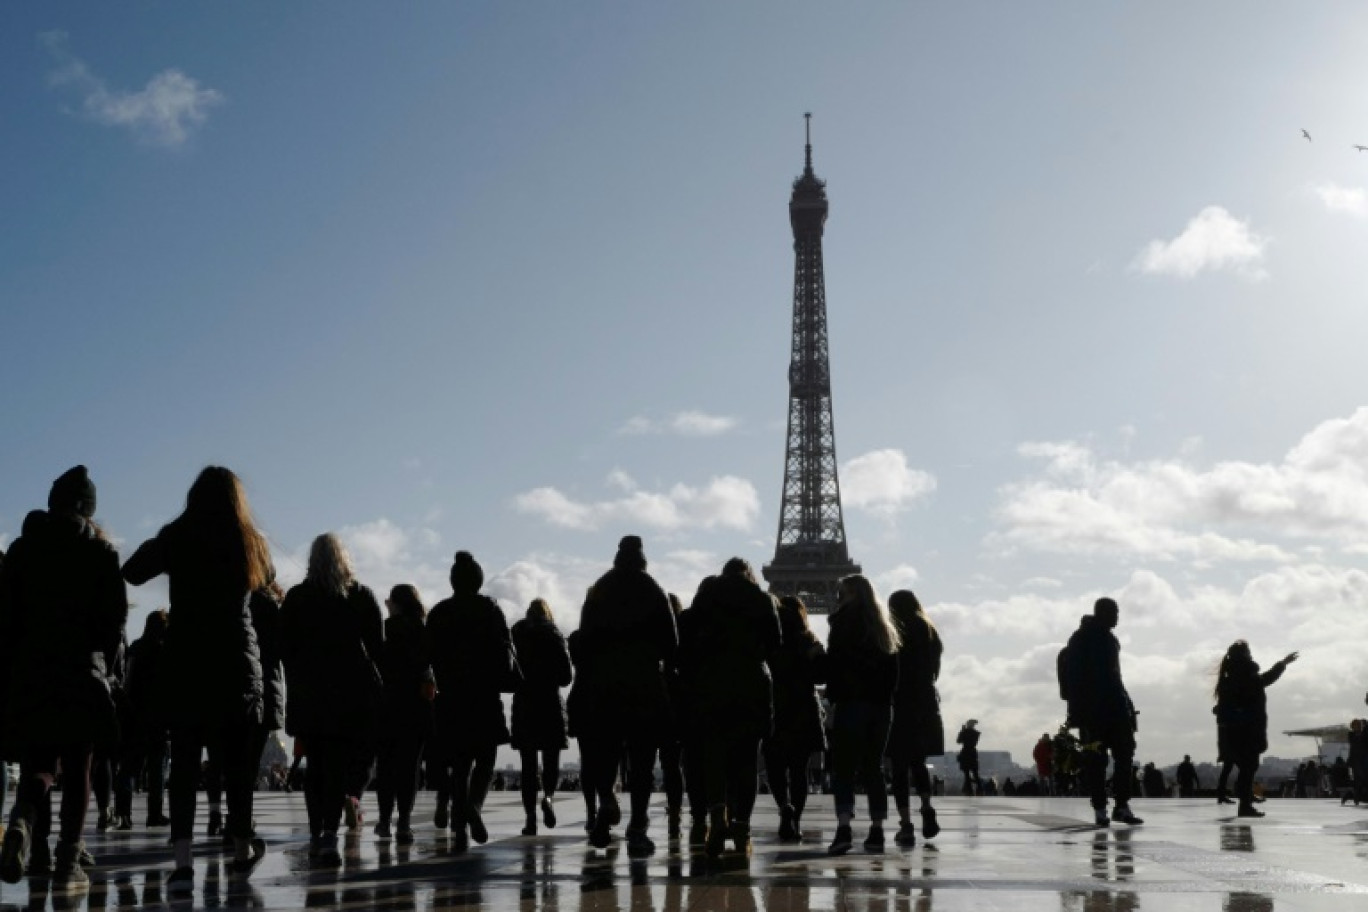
<box><xmin>618</xmin><ymin>411</ymin><xmax>740</xmax><ymax>437</ymax></box>
<box><xmin>514</xmin><ymin>472</ymin><xmax>759</xmax><ymax>533</ymax></box>
<box><xmin>1131</xmin><ymin>205</ymin><xmax>1269</xmax><ymax>281</ymax></box>
<box><xmin>995</xmin><ymin>408</ymin><xmax>1368</xmax><ymax>562</ymax></box>
<box><xmin>840</xmin><ymin>449</ymin><xmax>936</xmax><ymax>517</ymax></box>
<box><xmin>1313</xmin><ymin>182</ymin><xmax>1368</xmax><ymax>218</ymax></box>
<box><xmin>41</xmin><ymin>31</ymin><xmax>224</xmax><ymax>147</ymax></box>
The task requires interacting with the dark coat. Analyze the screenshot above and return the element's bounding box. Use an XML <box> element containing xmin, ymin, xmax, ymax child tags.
<box><xmin>1214</xmin><ymin>656</ymin><xmax>1287</xmax><ymax>759</ymax></box>
<box><xmin>510</xmin><ymin>618</ymin><xmax>572</xmax><ymax>750</ymax></box>
<box><xmin>680</xmin><ymin>573</ymin><xmax>781</xmax><ymax>741</ymax></box>
<box><xmin>124</xmin><ymin>627</ymin><xmax>168</xmax><ymax>741</ymax></box>
<box><xmin>956</xmin><ymin>725</ymin><xmax>980</xmax><ymax>769</ymax></box>
<box><xmin>249</xmin><ymin>588</ymin><xmax>285</xmax><ymax>732</ymax></box>
<box><xmin>825</xmin><ymin>603</ymin><xmax>898</xmax><ymax>707</ymax></box>
<box><xmin>0</xmin><ymin>510</ymin><xmax>127</xmax><ymax>753</ymax></box>
<box><xmin>568</xmin><ymin>564</ymin><xmax>677</xmax><ymax>738</ymax></box>
<box><xmin>888</xmin><ymin>612</ymin><xmax>944</xmax><ymax>760</ymax></box>
<box><xmin>1064</xmin><ymin>614</ymin><xmax>1133</xmax><ymax>729</ymax></box>
<box><xmin>426</xmin><ymin>591</ymin><xmax>511</xmax><ymax>753</ymax></box>
<box><xmin>280</xmin><ymin>580</ymin><xmax>384</xmax><ymax>740</ymax></box>
<box><xmin>378</xmin><ymin>612</ymin><xmax>433</xmax><ymax>740</ymax></box>
<box><xmin>122</xmin><ymin>522</ymin><xmax>264</xmax><ymax>728</ymax></box>
<box><xmin>766</xmin><ymin>626</ymin><xmax>827</xmax><ymax>755</ymax></box>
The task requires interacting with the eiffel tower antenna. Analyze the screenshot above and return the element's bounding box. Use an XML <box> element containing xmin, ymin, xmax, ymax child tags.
<box><xmin>762</xmin><ymin>114</ymin><xmax>861</xmax><ymax>613</ymax></box>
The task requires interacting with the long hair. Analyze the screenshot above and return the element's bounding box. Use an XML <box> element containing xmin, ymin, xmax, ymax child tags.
<box><xmin>527</xmin><ymin>598</ymin><xmax>554</xmax><ymax>624</ymax></box>
<box><xmin>1214</xmin><ymin>639</ymin><xmax>1251</xmax><ymax>700</ymax></box>
<box><xmin>888</xmin><ymin>589</ymin><xmax>936</xmax><ymax>646</ymax></box>
<box><xmin>777</xmin><ymin>595</ymin><xmax>811</xmax><ymax>642</ymax></box>
<box><xmin>306</xmin><ymin>533</ymin><xmax>354</xmax><ymax>598</ymax></box>
<box><xmin>179</xmin><ymin>466</ymin><xmax>273</xmax><ymax>591</ymax></box>
<box><xmin>836</xmin><ymin>574</ymin><xmax>901</xmax><ymax>654</ymax></box>
<box><xmin>388</xmin><ymin>584</ymin><xmax>426</xmax><ymax>622</ymax></box>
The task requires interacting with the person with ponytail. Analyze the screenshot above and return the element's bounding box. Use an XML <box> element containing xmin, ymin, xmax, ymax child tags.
<box><xmin>824</xmin><ymin>575</ymin><xmax>900</xmax><ymax>856</ymax></box>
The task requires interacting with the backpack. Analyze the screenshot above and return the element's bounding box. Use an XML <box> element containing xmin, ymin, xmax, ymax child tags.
<box><xmin>1056</xmin><ymin>643</ymin><xmax>1076</xmax><ymax>703</ymax></box>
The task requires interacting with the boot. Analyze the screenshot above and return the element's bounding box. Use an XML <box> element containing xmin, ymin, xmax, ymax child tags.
<box><xmin>52</xmin><ymin>841</ymin><xmax>90</xmax><ymax>894</ymax></box>
<box><xmin>626</xmin><ymin>822</ymin><xmax>655</xmax><ymax>857</ymax></box>
<box><xmin>791</xmin><ymin>808</ymin><xmax>805</xmax><ymax>841</ymax></box>
<box><xmin>147</xmin><ymin>793</ymin><xmax>170</xmax><ymax>828</ymax></box>
<box><xmin>522</xmin><ymin>814</ymin><xmax>537</xmax><ymax>837</ymax></box>
<box><xmin>688</xmin><ymin>815</ymin><xmax>708</xmax><ymax>849</ymax></box>
<box><xmin>541</xmin><ymin>796</ymin><xmax>557</xmax><ymax>829</ymax></box>
<box><xmin>666</xmin><ymin>806</ymin><xmax>682</xmax><ymax>840</ymax></box>
<box><xmin>0</xmin><ymin>816</ymin><xmax>30</xmax><ymax>884</ymax></box>
<box><xmin>827</xmin><ymin>824</ymin><xmax>853</xmax><ymax>856</ymax></box>
<box><xmin>96</xmin><ymin>808</ymin><xmax>113</xmax><ymax>832</ymax></box>
<box><xmin>920</xmin><ymin>805</ymin><xmax>940</xmax><ymax>839</ymax></box>
<box><xmin>778</xmin><ymin>805</ymin><xmax>797</xmax><ymax>842</ymax></box>
<box><xmin>1237</xmin><ymin>801</ymin><xmax>1265</xmax><ymax>818</ymax></box>
<box><xmin>863</xmin><ymin>823</ymin><xmax>885</xmax><ymax>853</ymax></box>
<box><xmin>433</xmin><ymin>799</ymin><xmax>449</xmax><ymax>830</ymax></box>
<box><xmin>732</xmin><ymin>820</ymin><xmax>752</xmax><ymax>856</ymax></box>
<box><xmin>705</xmin><ymin>805</ymin><xmax>728</xmax><ymax>857</ymax></box>
<box><xmin>895</xmin><ymin>820</ymin><xmax>917</xmax><ymax>848</ymax></box>
<box><xmin>466</xmin><ymin>803</ymin><xmax>488</xmax><ymax>844</ymax></box>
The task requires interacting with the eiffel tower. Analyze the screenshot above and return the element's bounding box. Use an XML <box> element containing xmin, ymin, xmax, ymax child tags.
<box><xmin>762</xmin><ymin>115</ymin><xmax>861</xmax><ymax>614</ymax></box>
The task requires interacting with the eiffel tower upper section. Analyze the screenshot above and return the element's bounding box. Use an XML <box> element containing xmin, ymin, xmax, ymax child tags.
<box><xmin>762</xmin><ymin>115</ymin><xmax>861</xmax><ymax>614</ymax></box>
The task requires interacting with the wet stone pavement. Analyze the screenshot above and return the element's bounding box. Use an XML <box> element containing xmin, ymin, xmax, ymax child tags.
<box><xmin>2</xmin><ymin>793</ymin><xmax>1368</xmax><ymax>910</ymax></box>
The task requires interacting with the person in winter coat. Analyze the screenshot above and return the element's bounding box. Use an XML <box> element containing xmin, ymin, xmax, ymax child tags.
<box><xmin>510</xmin><ymin>599</ymin><xmax>572</xmax><ymax>836</ymax></box>
<box><xmin>93</xmin><ymin>635</ymin><xmax>128</xmax><ymax>832</ymax></box>
<box><xmin>1063</xmin><ymin>597</ymin><xmax>1143</xmax><ymax>827</ymax></box>
<box><xmin>762</xmin><ymin>596</ymin><xmax>826</xmax><ymax>844</ymax></box>
<box><xmin>117</xmin><ymin>610</ymin><xmax>171</xmax><ymax>828</ymax></box>
<box><xmin>573</xmin><ymin>535</ymin><xmax>677</xmax><ymax>856</ymax></box>
<box><xmin>0</xmin><ymin>466</ymin><xmax>127</xmax><ymax>893</ymax></box>
<box><xmin>425</xmin><ymin>551</ymin><xmax>512</xmax><ymax>853</ymax></box>
<box><xmin>280</xmin><ymin>534</ymin><xmax>384</xmax><ymax>864</ymax></box>
<box><xmin>824</xmin><ymin>574</ymin><xmax>900</xmax><ymax>857</ymax></box>
<box><xmin>886</xmin><ymin>589</ymin><xmax>943</xmax><ymax>848</ymax></box>
<box><xmin>243</xmin><ymin>581</ymin><xmax>285</xmax><ymax>835</ymax></box>
<box><xmin>657</xmin><ymin>593</ymin><xmax>694</xmax><ymax>842</ymax></box>
<box><xmin>956</xmin><ymin>721</ymin><xmax>981</xmax><ymax>795</ymax></box>
<box><xmin>123</xmin><ymin>466</ymin><xmax>273</xmax><ymax>890</ymax></box>
<box><xmin>1033</xmin><ymin>734</ymin><xmax>1055</xmax><ymax>796</ymax></box>
<box><xmin>1213</xmin><ymin>640</ymin><xmax>1298</xmax><ymax>817</ymax></box>
<box><xmin>681</xmin><ymin>558</ymin><xmax>781</xmax><ymax>857</ymax></box>
<box><xmin>374</xmin><ymin>584</ymin><xmax>432</xmax><ymax>842</ymax></box>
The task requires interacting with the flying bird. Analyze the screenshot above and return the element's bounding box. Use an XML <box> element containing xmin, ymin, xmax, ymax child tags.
<box><xmin>1302</xmin><ymin>129</ymin><xmax>1312</xmax><ymax>142</ymax></box>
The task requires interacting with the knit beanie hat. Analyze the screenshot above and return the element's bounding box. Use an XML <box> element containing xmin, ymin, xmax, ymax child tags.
<box><xmin>450</xmin><ymin>550</ymin><xmax>484</xmax><ymax>593</ymax></box>
<box><xmin>613</xmin><ymin>534</ymin><xmax>646</xmax><ymax>570</ymax></box>
<box><xmin>49</xmin><ymin>465</ymin><xmax>96</xmax><ymax>518</ymax></box>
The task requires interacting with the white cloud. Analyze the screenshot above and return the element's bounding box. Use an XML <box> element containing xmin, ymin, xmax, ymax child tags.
<box><xmin>617</xmin><ymin>411</ymin><xmax>740</xmax><ymax>437</ymax></box>
<box><xmin>840</xmin><ymin>449</ymin><xmax>936</xmax><ymax>517</ymax></box>
<box><xmin>41</xmin><ymin>31</ymin><xmax>224</xmax><ymax>147</ymax></box>
<box><xmin>1131</xmin><ymin>205</ymin><xmax>1269</xmax><ymax>281</ymax></box>
<box><xmin>874</xmin><ymin>563</ymin><xmax>921</xmax><ymax>596</ymax></box>
<box><xmin>513</xmin><ymin>475</ymin><xmax>760</xmax><ymax>533</ymax></box>
<box><xmin>995</xmin><ymin>408</ymin><xmax>1368</xmax><ymax>562</ymax></box>
<box><xmin>1313</xmin><ymin>182</ymin><xmax>1368</xmax><ymax>217</ymax></box>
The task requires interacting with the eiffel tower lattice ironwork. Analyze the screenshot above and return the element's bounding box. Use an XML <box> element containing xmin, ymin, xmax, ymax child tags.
<box><xmin>762</xmin><ymin>114</ymin><xmax>861</xmax><ymax>614</ymax></box>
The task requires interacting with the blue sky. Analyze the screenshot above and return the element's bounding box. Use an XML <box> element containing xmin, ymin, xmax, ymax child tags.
<box><xmin>5</xmin><ymin>3</ymin><xmax>1368</xmax><ymax>769</ymax></box>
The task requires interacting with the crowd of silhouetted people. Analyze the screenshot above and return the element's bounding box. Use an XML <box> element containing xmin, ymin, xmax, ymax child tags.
<box><xmin>0</xmin><ymin>464</ymin><xmax>1357</xmax><ymax>898</ymax></box>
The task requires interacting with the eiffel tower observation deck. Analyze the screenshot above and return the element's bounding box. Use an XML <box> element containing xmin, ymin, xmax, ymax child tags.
<box><xmin>762</xmin><ymin>115</ymin><xmax>861</xmax><ymax>614</ymax></box>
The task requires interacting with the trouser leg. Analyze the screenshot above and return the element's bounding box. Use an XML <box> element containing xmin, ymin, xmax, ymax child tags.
<box><xmin>726</xmin><ymin>737</ymin><xmax>760</xmax><ymax>824</ymax></box>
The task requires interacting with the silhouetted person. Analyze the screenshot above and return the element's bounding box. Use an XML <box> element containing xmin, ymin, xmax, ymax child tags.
<box><xmin>763</xmin><ymin>595</ymin><xmax>827</xmax><ymax>844</ymax></box>
<box><xmin>1063</xmin><ymin>597</ymin><xmax>1142</xmax><ymax>827</ymax></box>
<box><xmin>374</xmin><ymin>584</ymin><xmax>432</xmax><ymax>842</ymax></box>
<box><xmin>117</xmin><ymin>609</ymin><xmax>171</xmax><ymax>828</ymax></box>
<box><xmin>682</xmin><ymin>558</ymin><xmax>781</xmax><ymax>857</ymax></box>
<box><xmin>956</xmin><ymin>721</ymin><xmax>981</xmax><ymax>795</ymax></box>
<box><xmin>1033</xmin><ymin>734</ymin><xmax>1054</xmax><ymax>796</ymax></box>
<box><xmin>1214</xmin><ymin>640</ymin><xmax>1297</xmax><ymax>818</ymax></box>
<box><xmin>123</xmin><ymin>466</ymin><xmax>273</xmax><ymax>889</ymax></box>
<box><xmin>281</xmin><ymin>534</ymin><xmax>384</xmax><ymax>864</ymax></box>
<box><xmin>1176</xmin><ymin>755</ymin><xmax>1199</xmax><ymax>798</ymax></box>
<box><xmin>573</xmin><ymin>535</ymin><xmax>677</xmax><ymax>856</ymax></box>
<box><xmin>1347</xmin><ymin>720</ymin><xmax>1368</xmax><ymax>806</ymax></box>
<box><xmin>886</xmin><ymin>590</ymin><xmax>943</xmax><ymax>847</ymax></box>
<box><xmin>425</xmin><ymin>551</ymin><xmax>513</xmax><ymax>852</ymax></box>
<box><xmin>510</xmin><ymin>598</ymin><xmax>572</xmax><ymax>837</ymax></box>
<box><xmin>243</xmin><ymin>580</ymin><xmax>285</xmax><ymax>839</ymax></box>
<box><xmin>825</xmin><ymin>575</ymin><xmax>901</xmax><ymax>856</ymax></box>
<box><xmin>0</xmin><ymin>467</ymin><xmax>127</xmax><ymax>893</ymax></box>
<box><xmin>93</xmin><ymin>634</ymin><xmax>127</xmax><ymax>832</ymax></box>
<box><xmin>1142</xmin><ymin>762</ymin><xmax>1166</xmax><ymax>797</ymax></box>
<box><xmin>656</xmin><ymin>593</ymin><xmax>694</xmax><ymax>842</ymax></box>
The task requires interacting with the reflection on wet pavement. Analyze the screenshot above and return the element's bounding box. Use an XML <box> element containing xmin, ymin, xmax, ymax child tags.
<box><xmin>2</xmin><ymin>795</ymin><xmax>1367</xmax><ymax>910</ymax></box>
